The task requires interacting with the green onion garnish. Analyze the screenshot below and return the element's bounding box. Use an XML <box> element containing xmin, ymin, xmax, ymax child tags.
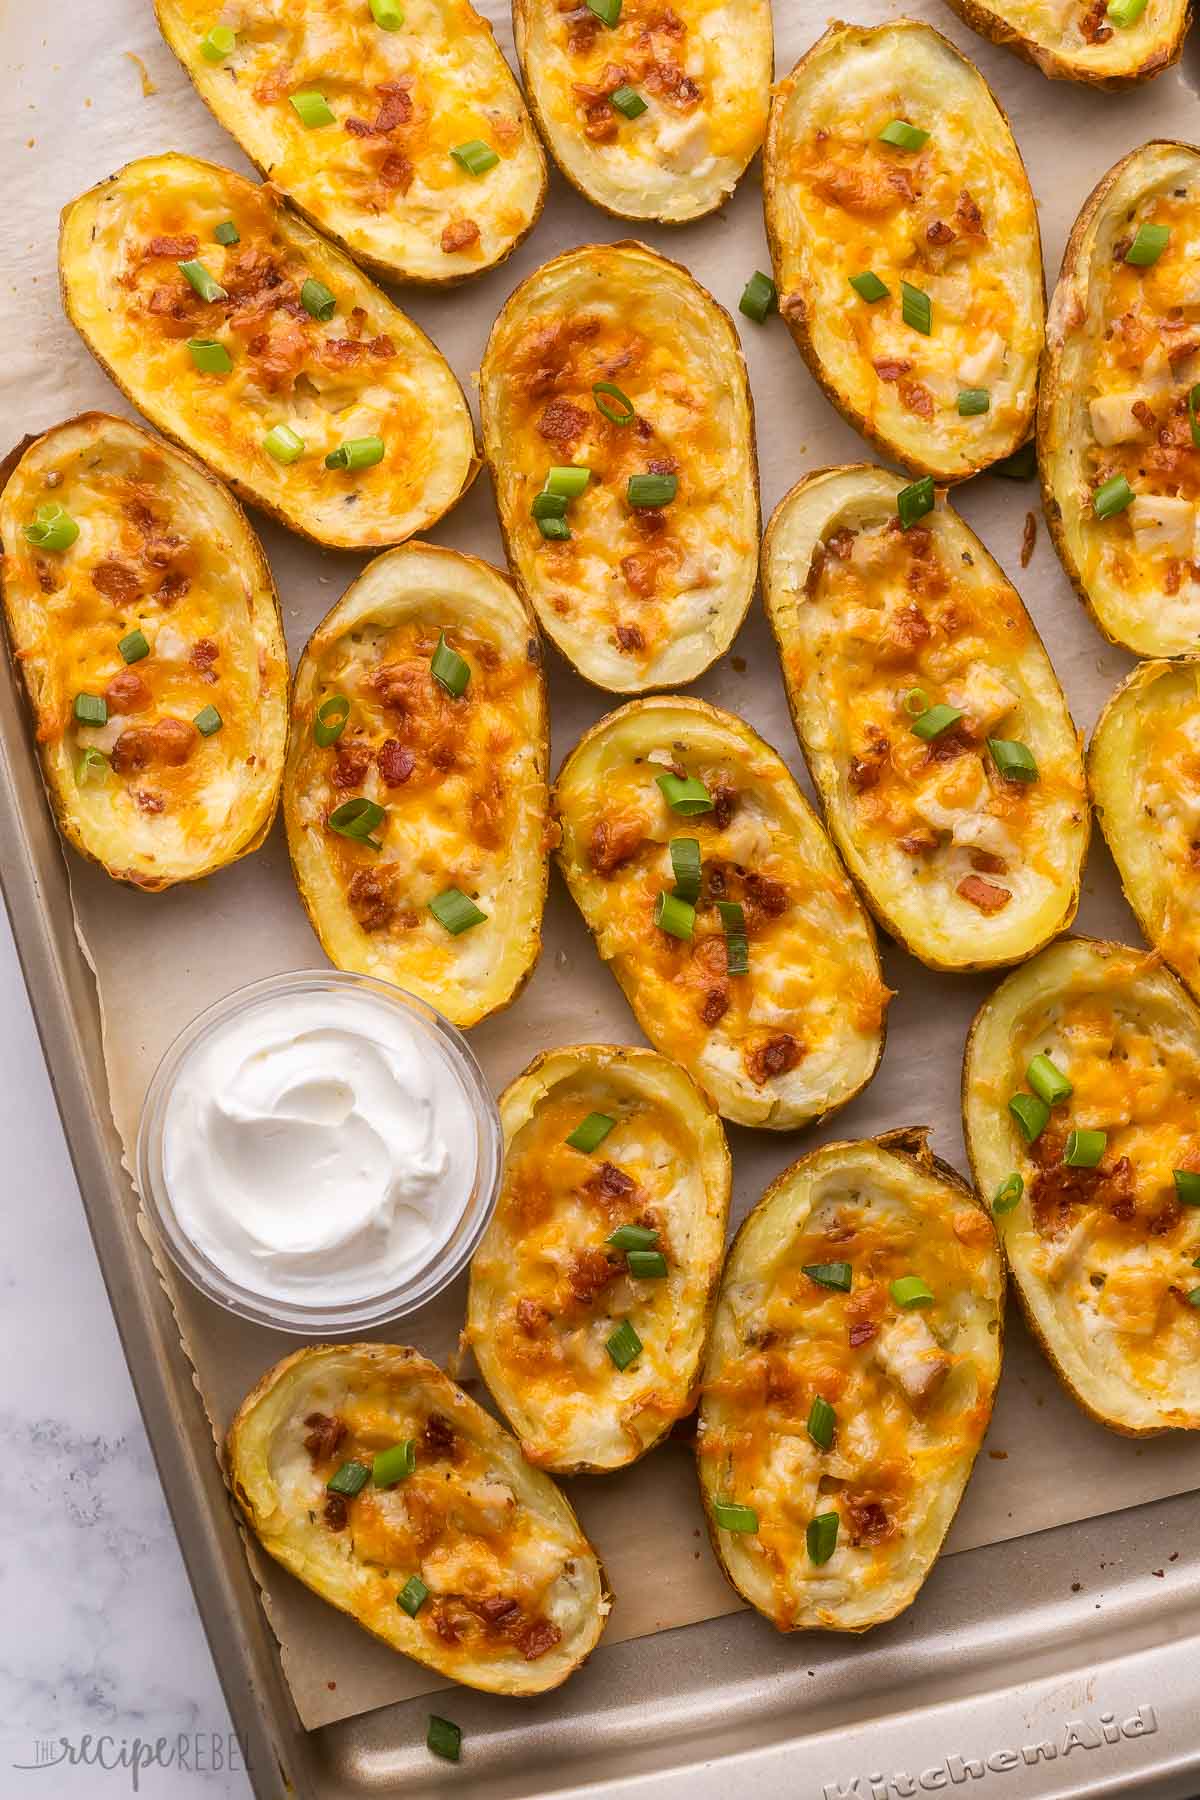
<box><xmin>327</xmin><ymin>1460</ymin><xmax>371</xmax><ymax>1497</ymax></box>
<box><xmin>1009</xmin><ymin>1091</ymin><xmax>1050</xmax><ymax>1143</ymax></box>
<box><xmin>608</xmin><ymin>1223</ymin><xmax>658</xmax><ymax>1251</ymax></box>
<box><xmin>611</xmin><ymin>85</ymin><xmax>647</xmax><ymax>119</ymax></box>
<box><xmin>994</xmin><ymin>442</ymin><xmax>1037</xmax><ymax>480</ymax></box>
<box><xmin>988</xmin><ymin>738</ymin><xmax>1038</xmax><ymax>782</ymax></box>
<box><xmin>1093</xmin><ymin>474</ymin><xmax>1134</xmax><ymax>519</ymax></box>
<box><xmin>891</xmin><ymin>1275</ymin><xmax>935</xmax><ymax>1308</ymax></box>
<box><xmin>1188</xmin><ymin>1288</ymin><xmax>1200</xmax><ymax>1307</ymax></box>
<box><xmin>910</xmin><ymin>703</ymin><xmax>963</xmax><ymax>742</ymax></box>
<box><xmin>427</xmin><ymin>1716</ymin><xmax>462</xmax><ymax>1764</ymax></box>
<box><xmin>200</xmin><ymin>24</ymin><xmax>236</xmax><ymax>61</ymax></box>
<box><xmin>897</xmin><ymin>475</ymin><xmax>935</xmax><ymax>529</ymax></box>
<box><xmin>594</xmin><ymin>381</ymin><xmax>635</xmax><ymax>425</ymax></box>
<box><xmin>717</xmin><ymin>899</ymin><xmax>749</xmax><ymax>976</ymax></box>
<box><xmin>807</xmin><ymin>1395</ymin><xmax>836</xmax><ymax>1451</ymax></box>
<box><xmin>213</xmin><ymin>219</ymin><xmax>240</xmax><ymax>245</ymax></box>
<box><xmin>451</xmin><ymin>139</ymin><xmax>499</xmax><ymax>176</ymax></box>
<box><xmin>188</xmin><ymin>337</ymin><xmax>232</xmax><ymax>374</ymax></box>
<box><xmin>958</xmin><ymin>388</ymin><xmax>990</xmax><ymax>416</ymax></box>
<box><xmin>291</xmin><ymin>89</ymin><xmax>335</xmax><ymax>127</ymax></box>
<box><xmin>656</xmin><ymin>771</ymin><xmax>713</xmax><ymax>815</ymax></box>
<box><xmin>1124</xmin><ymin>222</ymin><xmax>1169</xmax><ymax>266</ymax></box>
<box><xmin>398</xmin><ymin>1575</ymin><xmax>428</xmax><ymax>1616</ymax></box>
<box><xmin>739</xmin><ymin>271</ymin><xmax>777</xmax><ymax>323</ymax></box>
<box><xmin>328</xmin><ymin>796</ymin><xmax>385</xmax><ymax>849</ymax></box>
<box><xmin>545</xmin><ymin>465</ymin><xmax>591</xmax><ymax>498</ymax></box>
<box><xmin>1027</xmin><ymin>1054</ymin><xmax>1072</xmax><ymax>1106</ymax></box>
<box><xmin>587</xmin><ymin>0</ymin><xmax>621</xmax><ymax>22</ymax></box>
<box><xmin>75</xmin><ymin>748</ymin><xmax>109</xmax><ymax>787</ymax></box>
<box><xmin>654</xmin><ymin>890</ymin><xmax>695</xmax><ymax>940</ymax></box>
<box><xmin>429</xmin><ymin>886</ymin><xmax>487</xmax><ymax>934</ymax></box>
<box><xmin>313</xmin><ymin>694</ymin><xmax>350</xmax><ymax>747</ymax></box>
<box><xmin>263</xmin><ymin>424</ymin><xmax>305</xmax><ymax>464</ymax></box>
<box><xmin>627</xmin><ymin>1249</ymin><xmax>668</xmax><ymax>1279</ymax></box>
<box><xmin>901</xmin><ymin>281</ymin><xmax>932</xmax><ymax>335</ymax></box>
<box><xmin>430</xmin><ymin>632</ymin><xmax>470</xmax><ymax>697</ymax></box>
<box><xmin>628</xmin><ymin>473</ymin><xmax>677</xmax><ymax>508</ymax></box>
<box><xmin>1107</xmin><ymin>0</ymin><xmax>1147</xmax><ymax>20</ymax></box>
<box><xmin>878</xmin><ymin>119</ymin><xmax>928</xmax><ymax>152</ymax></box>
<box><xmin>538</xmin><ymin>515</ymin><xmax>571</xmax><ymax>540</ymax></box>
<box><xmin>1173</xmin><ymin>1170</ymin><xmax>1200</xmax><ymax>1205</ymax></box>
<box><xmin>326</xmin><ymin>436</ymin><xmax>385</xmax><ymax>471</ymax></box>
<box><xmin>73</xmin><ymin>692</ymin><xmax>107</xmax><ymax>726</ymax></box>
<box><xmin>669</xmin><ymin>836</ymin><xmax>701</xmax><ymax>902</ymax></box>
<box><xmin>118</xmin><ymin>629</ymin><xmax>149</xmax><ymax>664</ymax></box>
<box><xmin>178</xmin><ymin>258</ymin><xmax>227</xmax><ymax>302</ymax></box>
<box><xmin>803</xmin><ymin>1262</ymin><xmax>852</xmax><ymax>1292</ymax></box>
<box><xmin>905</xmin><ymin>687</ymin><xmax>929</xmax><ymax>715</ymax></box>
<box><xmin>23</xmin><ymin>502</ymin><xmax>79</xmax><ymax>551</ymax></box>
<box><xmin>1064</xmin><ymin>1128</ymin><xmax>1107</xmax><ymax>1168</ymax></box>
<box><xmin>300</xmin><ymin>277</ymin><xmax>337</xmax><ymax>321</ymax></box>
<box><xmin>993</xmin><ymin>1173</ymin><xmax>1023</xmax><ymax>1214</ymax></box>
<box><xmin>807</xmin><ymin>1511</ymin><xmax>839</xmax><ymax>1565</ymax></box>
<box><xmin>850</xmin><ymin>270</ymin><xmax>890</xmax><ymax>303</ymax></box>
<box><xmin>531</xmin><ymin>490</ymin><xmax>568</xmax><ymax>521</ymax></box>
<box><xmin>371</xmin><ymin>0</ymin><xmax>406</xmax><ymax>26</ymax></box>
<box><xmin>566</xmin><ymin>1112</ymin><xmax>615</xmax><ymax>1152</ymax></box>
<box><xmin>713</xmin><ymin>1499</ymin><xmax>758</xmax><ymax>1533</ymax></box>
<box><xmin>1189</xmin><ymin>385</ymin><xmax>1200</xmax><ymax>450</ymax></box>
<box><xmin>372</xmin><ymin>1441</ymin><xmax>416</xmax><ymax>1487</ymax></box>
<box><xmin>606</xmin><ymin>1319</ymin><xmax>642</xmax><ymax>1369</ymax></box>
<box><xmin>194</xmin><ymin>704</ymin><xmax>223</xmax><ymax>736</ymax></box>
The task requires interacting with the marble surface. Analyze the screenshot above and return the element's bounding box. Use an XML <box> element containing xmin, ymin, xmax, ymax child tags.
<box><xmin>0</xmin><ymin>903</ymin><xmax>253</xmax><ymax>1800</ymax></box>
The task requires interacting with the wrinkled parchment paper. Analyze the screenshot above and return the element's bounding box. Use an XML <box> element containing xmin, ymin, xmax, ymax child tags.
<box><xmin>6</xmin><ymin>0</ymin><xmax>1200</xmax><ymax>1736</ymax></box>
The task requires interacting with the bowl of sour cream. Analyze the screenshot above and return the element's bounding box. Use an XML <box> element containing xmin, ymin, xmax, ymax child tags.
<box><xmin>136</xmin><ymin>970</ymin><xmax>502</xmax><ymax>1332</ymax></box>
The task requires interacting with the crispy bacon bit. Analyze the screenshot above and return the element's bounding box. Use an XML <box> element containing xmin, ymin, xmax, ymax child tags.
<box><xmin>873</xmin><ymin>358</ymin><xmax>912</xmax><ymax>383</ymax></box>
<box><xmin>589</xmin><ymin>814</ymin><xmax>643</xmax><ymax>876</ymax></box>
<box><xmin>538</xmin><ymin>398</ymin><xmax>588</xmax><ymax>449</ymax></box>
<box><xmin>332</xmin><ymin>741</ymin><xmax>372</xmax><ymax>789</ymax></box>
<box><xmin>969</xmin><ymin>849</ymin><xmax>1009</xmax><ymax>876</ymax></box>
<box><xmin>323</xmin><ymin>1494</ymin><xmax>348</xmax><ymax>1531</ymax></box>
<box><xmin>145</xmin><ymin>234</ymin><xmax>198</xmax><ymax>259</ymax></box>
<box><xmin>567</xmin><ymin>1247</ymin><xmax>621</xmax><ymax>1304</ymax></box>
<box><xmin>379</xmin><ymin>151</ymin><xmax>414</xmax><ymax>192</ymax></box>
<box><xmin>954</xmin><ymin>190</ymin><xmax>986</xmax><ymax>239</ymax></box>
<box><xmin>699</xmin><ymin>985</ymin><xmax>730</xmax><ymax>1027</ymax></box>
<box><xmin>621</xmin><ymin>551</ymin><xmax>665</xmax><ymax>596</ymax></box>
<box><xmin>585</xmin><ymin>1160</ymin><xmax>636</xmax><ymax>1201</ymax></box>
<box><xmin>377</xmin><ymin>740</ymin><xmax>415</xmax><ymax>786</ymax></box>
<box><xmin>441</xmin><ymin>217</ymin><xmax>481</xmax><ymax>255</ymax></box>
<box><xmin>516</xmin><ymin>1297</ymin><xmax>551</xmax><ymax>1335</ymax></box>
<box><xmin>577</xmin><ymin>95</ymin><xmax>620</xmax><ymax>142</ymax></box>
<box><xmin>92</xmin><ymin>559</ymin><xmax>143</xmax><ymax>604</ymax></box>
<box><xmin>347</xmin><ymin>869</ymin><xmax>394</xmax><ymax>933</ymax></box>
<box><xmin>1029</xmin><ymin>1138</ymin><xmax>1135</xmax><ymax>1239</ymax></box>
<box><xmin>563</xmin><ymin>4</ymin><xmax>599</xmax><ymax>53</ymax></box>
<box><xmin>956</xmin><ymin>873</ymin><xmax>1011</xmax><ymax>914</ymax></box>
<box><xmin>111</xmin><ymin>717</ymin><xmax>197</xmax><ymax>774</ymax></box>
<box><xmin>805</xmin><ymin>543</ymin><xmax>827</xmax><ymax>595</ymax></box>
<box><xmin>303</xmin><ymin>1412</ymin><xmax>347</xmax><ymax>1462</ymax></box>
<box><xmin>813</xmin><ymin>161</ymin><xmax>914</xmax><ymax>216</ymax></box>
<box><xmin>826</xmin><ymin>528</ymin><xmax>856</xmax><ymax>561</ymax></box>
<box><xmin>898</xmin><ymin>378</ymin><xmax>934</xmax><ymax>420</ymax></box>
<box><xmin>431</xmin><ymin>1605</ymin><xmax>462</xmax><ymax>1645</ymax></box>
<box><xmin>925</xmin><ymin>724</ymin><xmax>975</xmax><ymax>764</ymax></box>
<box><xmin>899</xmin><ymin>828</ymin><xmax>939</xmax><ymax>855</ymax></box>
<box><xmin>135</xmin><ymin>790</ymin><xmax>165</xmax><ymax>814</ymax></box>
<box><xmin>104</xmin><ymin>670</ymin><xmax>151</xmax><ymax>714</ymax></box>
<box><xmin>890</xmin><ymin>605</ymin><xmax>931</xmax><ymax>656</ymax></box>
<box><xmin>1020</xmin><ymin>512</ymin><xmax>1037</xmax><ymax>569</ymax></box>
<box><xmin>1080</xmin><ymin>0</ymin><xmax>1113</xmax><ymax>41</ymax></box>
<box><xmin>191</xmin><ymin>638</ymin><xmax>219</xmax><ymax>682</ymax></box>
<box><xmin>34</xmin><ymin>561</ymin><xmax>57</xmax><ymax>595</ymax></box>
<box><xmin>157</xmin><ymin>570</ymin><xmax>190</xmax><ymax>606</ymax></box>
<box><xmin>475</xmin><ymin>1596</ymin><xmax>521</xmax><ymax>1627</ymax></box>
<box><xmin>422</xmin><ymin>1412</ymin><xmax>457</xmax><ymax>1460</ymax></box>
<box><xmin>845</xmin><ymin>1494</ymin><xmax>893</xmax><ymax>1545</ymax></box>
<box><xmin>744</xmin><ymin>871</ymin><xmax>789</xmax><ymax>917</ymax></box>
<box><xmin>643</xmin><ymin>61</ymin><xmax>701</xmax><ymax>108</ymax></box>
<box><xmin>848</xmin><ymin>1319</ymin><xmax>879</xmax><ymax>1348</ymax></box>
<box><xmin>712</xmin><ymin>782</ymin><xmax>737</xmax><ymax>830</ymax></box>
<box><xmin>745</xmin><ymin>1033</ymin><xmax>802</xmax><ymax>1085</ymax></box>
<box><xmin>616</xmin><ymin>622</ymin><xmax>645</xmax><ymax>653</ymax></box>
<box><xmin>926</xmin><ymin>219</ymin><xmax>956</xmax><ymax>246</ymax></box>
<box><xmin>344</xmin><ymin>80</ymin><xmax>413</xmax><ymax>136</ymax></box>
<box><xmin>849</xmin><ymin>732</ymin><xmax>889</xmax><ymax>793</ymax></box>
<box><xmin>516</xmin><ymin>1619</ymin><xmax>562</xmax><ymax>1661</ymax></box>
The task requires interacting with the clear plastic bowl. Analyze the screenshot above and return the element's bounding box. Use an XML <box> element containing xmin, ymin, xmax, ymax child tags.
<box><xmin>136</xmin><ymin>969</ymin><xmax>502</xmax><ymax>1334</ymax></box>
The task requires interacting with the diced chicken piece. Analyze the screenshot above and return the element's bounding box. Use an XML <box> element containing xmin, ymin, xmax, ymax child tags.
<box><xmin>1128</xmin><ymin>494</ymin><xmax>1195</xmax><ymax>557</ymax></box>
<box><xmin>1041</xmin><ymin>1211</ymin><xmax>1102</xmax><ymax>1284</ymax></box>
<box><xmin>1096</xmin><ymin>1265</ymin><xmax>1164</xmax><ymax>1337</ymax></box>
<box><xmin>957</xmin><ymin>331</ymin><xmax>1006</xmax><ymax>388</ymax></box>
<box><xmin>912</xmin><ymin>755</ymin><xmax>987</xmax><ymax>832</ymax></box>
<box><xmin>1088</xmin><ymin>394</ymin><xmax>1149</xmax><ymax>448</ymax></box>
<box><xmin>655</xmin><ymin>112</ymin><xmax>711</xmax><ymax>172</ymax></box>
<box><xmin>875</xmin><ymin>1312</ymin><xmax>951</xmax><ymax>1406</ymax></box>
<box><xmin>950</xmin><ymin>811</ymin><xmax>1017</xmax><ymax>860</ymax></box>
<box><xmin>945</xmin><ymin>662</ymin><xmax>1020</xmax><ymax>733</ymax></box>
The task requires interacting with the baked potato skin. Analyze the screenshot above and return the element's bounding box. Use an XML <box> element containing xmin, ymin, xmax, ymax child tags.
<box><xmin>226</xmin><ymin>1343</ymin><xmax>610</xmax><ymax>1694</ymax></box>
<box><xmin>761</xmin><ymin>464</ymin><xmax>1089</xmax><ymax>972</ymax></box>
<box><xmin>466</xmin><ymin>1043</ymin><xmax>731</xmax><ymax>1473</ymax></box>
<box><xmin>1039</xmin><ymin>142</ymin><xmax>1200</xmax><ymax>657</ymax></box>
<box><xmin>512</xmin><ymin>0</ymin><xmax>772</xmax><ymax>225</ymax></box>
<box><xmin>697</xmin><ymin>1130</ymin><xmax>1004</xmax><ymax>1632</ymax></box>
<box><xmin>284</xmin><ymin>541</ymin><xmax>549</xmax><ymax>1030</ymax></box>
<box><xmin>1088</xmin><ymin>660</ymin><xmax>1200</xmax><ymax>1002</ymax></box>
<box><xmin>479</xmin><ymin>240</ymin><xmax>760</xmax><ymax>694</ymax></box>
<box><xmin>154</xmin><ymin>0</ymin><xmax>547</xmax><ymax>286</ymax></box>
<box><xmin>59</xmin><ymin>154</ymin><xmax>478</xmax><ymax>552</ymax></box>
<box><xmin>937</xmin><ymin>0</ymin><xmax>1189</xmax><ymax>89</ymax></box>
<box><xmin>0</xmin><ymin>412</ymin><xmax>288</xmax><ymax>891</ymax></box>
<box><xmin>764</xmin><ymin>20</ymin><xmax>1044</xmax><ymax>483</ymax></box>
<box><xmin>552</xmin><ymin>695</ymin><xmax>889</xmax><ymax>1130</ymax></box>
<box><xmin>962</xmin><ymin>936</ymin><xmax>1200</xmax><ymax>1437</ymax></box>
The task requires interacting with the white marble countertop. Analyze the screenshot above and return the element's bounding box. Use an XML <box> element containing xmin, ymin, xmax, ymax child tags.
<box><xmin>0</xmin><ymin>903</ymin><xmax>254</xmax><ymax>1800</ymax></box>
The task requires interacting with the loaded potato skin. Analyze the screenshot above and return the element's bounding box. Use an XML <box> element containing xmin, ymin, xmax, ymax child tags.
<box><xmin>938</xmin><ymin>0</ymin><xmax>1189</xmax><ymax>89</ymax></box>
<box><xmin>963</xmin><ymin>937</ymin><xmax>1200</xmax><ymax>1435</ymax></box>
<box><xmin>284</xmin><ymin>542</ymin><xmax>549</xmax><ymax>1029</ymax></box>
<box><xmin>226</xmin><ymin>1343</ymin><xmax>609</xmax><ymax>1694</ymax></box>
<box><xmin>59</xmin><ymin>154</ymin><xmax>477</xmax><ymax>551</ymax></box>
<box><xmin>513</xmin><ymin>0</ymin><xmax>772</xmax><ymax>224</ymax></box>
<box><xmin>154</xmin><ymin>0</ymin><xmax>547</xmax><ymax>285</ymax></box>
<box><xmin>479</xmin><ymin>241</ymin><xmax>759</xmax><ymax>693</ymax></box>
<box><xmin>0</xmin><ymin>412</ymin><xmax>287</xmax><ymax>891</ymax></box>
<box><xmin>552</xmin><ymin>697</ymin><xmax>889</xmax><ymax>1130</ymax></box>
<box><xmin>764</xmin><ymin>20</ymin><xmax>1043</xmax><ymax>482</ymax></box>
<box><xmin>697</xmin><ymin>1131</ymin><xmax>1004</xmax><ymax>1632</ymax></box>
<box><xmin>466</xmin><ymin>1043</ymin><xmax>731</xmax><ymax>1473</ymax></box>
<box><xmin>1040</xmin><ymin>142</ymin><xmax>1200</xmax><ymax>657</ymax></box>
<box><xmin>761</xmin><ymin>466</ymin><xmax>1089</xmax><ymax>971</ymax></box>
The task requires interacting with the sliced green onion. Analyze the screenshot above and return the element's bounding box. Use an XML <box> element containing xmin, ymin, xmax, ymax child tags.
<box><xmin>807</xmin><ymin>1511</ymin><xmax>839</xmax><ymax>1565</ymax></box>
<box><xmin>1189</xmin><ymin>385</ymin><xmax>1200</xmax><ymax>450</ymax></box>
<box><xmin>451</xmin><ymin>139</ymin><xmax>499</xmax><ymax>176</ymax></box>
<box><xmin>1093</xmin><ymin>474</ymin><xmax>1134</xmax><ymax>519</ymax></box>
<box><xmin>656</xmin><ymin>771</ymin><xmax>713</xmax><ymax>815</ymax></box>
<box><xmin>713</xmin><ymin>1499</ymin><xmax>758</xmax><ymax>1533</ymax></box>
<box><xmin>1187</xmin><ymin>1288</ymin><xmax>1200</xmax><ymax>1307</ymax></box>
<box><xmin>1009</xmin><ymin>1091</ymin><xmax>1050</xmax><ymax>1143</ymax></box>
<box><xmin>628</xmin><ymin>473</ymin><xmax>677</xmax><ymax>507</ymax></box>
<box><xmin>608</xmin><ymin>1223</ymin><xmax>658</xmax><ymax>1251</ymax></box>
<box><xmin>1027</xmin><ymin>1053</ymin><xmax>1072</xmax><ymax>1106</ymax></box>
<box><xmin>669</xmin><ymin>836</ymin><xmax>701</xmax><ymax>902</ymax></box>
<box><xmin>994</xmin><ymin>441</ymin><xmax>1037</xmax><ymax>481</ymax></box>
<box><xmin>988</xmin><ymin>738</ymin><xmax>1038</xmax><ymax>782</ymax></box>
<box><xmin>397</xmin><ymin>1575</ymin><xmax>427</xmax><ymax>1616</ymax></box>
<box><xmin>849</xmin><ymin>270</ymin><xmax>890</xmax><ymax>303</ymax></box>
<box><xmin>1124</xmin><ymin>222</ymin><xmax>1169</xmax><ymax>267</ymax></box>
<box><xmin>75</xmin><ymin>748</ymin><xmax>109</xmax><ymax>787</ymax></box>
<box><xmin>807</xmin><ymin>1395</ymin><xmax>836</xmax><ymax>1451</ymax></box>
<box><xmin>1107</xmin><ymin>0</ymin><xmax>1147</xmax><ymax>20</ymax></box>
<box><xmin>717</xmin><ymin>899</ymin><xmax>749</xmax><ymax>976</ymax></box>
<box><xmin>200</xmin><ymin>24</ymin><xmax>236</xmax><ymax>61</ymax></box>
<box><xmin>194</xmin><ymin>704</ymin><xmax>223</xmax><ymax>736</ymax></box>
<box><xmin>905</xmin><ymin>687</ymin><xmax>929</xmax><ymax>716</ymax></box>
<box><xmin>178</xmin><ymin>258</ymin><xmax>227</xmax><ymax>302</ymax></box>
<box><xmin>372</xmin><ymin>1440</ymin><xmax>416</xmax><ymax>1487</ymax></box>
<box><xmin>300</xmin><ymin>277</ymin><xmax>337</xmax><ymax>321</ymax></box>
<box><xmin>427</xmin><ymin>1717</ymin><xmax>462</xmax><ymax>1764</ymax></box>
<box><xmin>878</xmin><ymin>119</ymin><xmax>928</xmax><ymax>152</ymax></box>
<box><xmin>23</xmin><ymin>502</ymin><xmax>79</xmax><ymax>551</ymax></box>
<box><xmin>326</xmin><ymin>436</ymin><xmax>385</xmax><ymax>471</ymax></box>
<box><xmin>654</xmin><ymin>890</ymin><xmax>695</xmax><ymax>940</ymax></box>
<box><xmin>118</xmin><ymin>629</ymin><xmax>149</xmax><ymax>664</ymax></box>
<box><xmin>739</xmin><ymin>271</ymin><xmax>777</xmax><ymax>323</ymax></box>
<box><xmin>627</xmin><ymin>1249</ymin><xmax>668</xmax><ymax>1279</ymax></box>
<box><xmin>531</xmin><ymin>490</ymin><xmax>569</xmax><ymax>521</ymax></box>
<box><xmin>1064</xmin><ymin>1128</ymin><xmax>1107</xmax><ymax>1168</ymax></box>
<box><xmin>593</xmin><ymin>381</ymin><xmax>635</xmax><ymax>425</ymax></box>
<box><xmin>611</xmin><ymin>85</ymin><xmax>647</xmax><ymax>119</ymax></box>
<box><xmin>187</xmin><ymin>337</ymin><xmax>232</xmax><ymax>374</ymax></box>
<box><xmin>900</xmin><ymin>281</ymin><xmax>932</xmax><ymax>336</ymax></box>
<box><xmin>430</xmin><ymin>632</ymin><xmax>470</xmax><ymax>697</ymax></box>
<box><xmin>291</xmin><ymin>89</ymin><xmax>335</xmax><ymax>127</ymax></box>
<box><xmin>371</xmin><ymin>0</ymin><xmax>406</xmax><ymax>26</ymax></box>
<box><xmin>606</xmin><ymin>1319</ymin><xmax>642</xmax><ymax>1369</ymax></box>
<box><xmin>566</xmin><ymin>1112</ymin><xmax>615</xmax><ymax>1152</ymax></box>
<box><xmin>429</xmin><ymin>886</ymin><xmax>487</xmax><ymax>934</ymax></box>
<box><xmin>73</xmin><ymin>692</ymin><xmax>107</xmax><ymax>726</ymax></box>
<box><xmin>958</xmin><ymin>388</ymin><xmax>990</xmax><ymax>416</ymax></box>
<box><xmin>587</xmin><ymin>0</ymin><xmax>622</xmax><ymax>22</ymax></box>
<box><xmin>328</xmin><ymin>796</ymin><xmax>385</xmax><ymax>849</ymax></box>
<box><xmin>213</xmin><ymin>219</ymin><xmax>240</xmax><ymax>246</ymax></box>
<box><xmin>993</xmin><ymin>1173</ymin><xmax>1024</xmax><ymax>1214</ymax></box>
<box><xmin>313</xmin><ymin>694</ymin><xmax>350</xmax><ymax>747</ymax></box>
<box><xmin>891</xmin><ymin>1275</ymin><xmax>935</xmax><ymax>1308</ymax></box>
<box><xmin>1173</xmin><ymin>1170</ymin><xmax>1200</xmax><ymax>1205</ymax></box>
<box><xmin>537</xmin><ymin>515</ymin><xmax>571</xmax><ymax>541</ymax></box>
<box><xmin>803</xmin><ymin>1261</ymin><xmax>852</xmax><ymax>1292</ymax></box>
<box><xmin>897</xmin><ymin>475</ymin><xmax>935</xmax><ymax>529</ymax></box>
<box><xmin>910</xmin><ymin>703</ymin><xmax>963</xmax><ymax>742</ymax></box>
<box><xmin>545</xmin><ymin>465</ymin><xmax>591</xmax><ymax>498</ymax></box>
<box><xmin>327</xmin><ymin>1459</ymin><xmax>371</xmax><ymax>1497</ymax></box>
<box><xmin>263</xmin><ymin>424</ymin><xmax>305</xmax><ymax>464</ymax></box>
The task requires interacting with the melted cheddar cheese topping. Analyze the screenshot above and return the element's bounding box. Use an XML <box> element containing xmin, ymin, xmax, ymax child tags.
<box><xmin>946</xmin><ymin>0</ymin><xmax>1187</xmax><ymax>78</ymax></box>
